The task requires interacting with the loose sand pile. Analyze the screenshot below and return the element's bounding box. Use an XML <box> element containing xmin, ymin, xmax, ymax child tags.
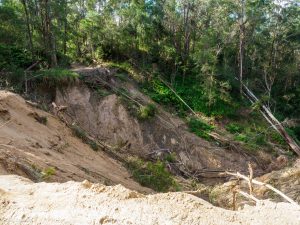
<box><xmin>1</xmin><ymin>175</ymin><xmax>299</xmax><ymax>225</ymax></box>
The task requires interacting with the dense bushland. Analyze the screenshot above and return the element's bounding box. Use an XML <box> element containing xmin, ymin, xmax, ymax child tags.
<box><xmin>0</xmin><ymin>0</ymin><xmax>299</xmax><ymax>146</ymax></box>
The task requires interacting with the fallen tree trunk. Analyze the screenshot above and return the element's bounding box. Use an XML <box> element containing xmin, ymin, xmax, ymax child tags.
<box><xmin>226</xmin><ymin>171</ymin><xmax>300</xmax><ymax>209</ymax></box>
<box><xmin>241</xmin><ymin>83</ymin><xmax>300</xmax><ymax>157</ymax></box>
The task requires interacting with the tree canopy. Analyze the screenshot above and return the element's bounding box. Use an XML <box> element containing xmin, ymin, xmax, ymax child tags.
<box><xmin>0</xmin><ymin>0</ymin><xmax>299</xmax><ymax>136</ymax></box>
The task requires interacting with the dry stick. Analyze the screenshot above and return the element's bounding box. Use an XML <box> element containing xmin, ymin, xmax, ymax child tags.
<box><xmin>233</xmin><ymin>190</ymin><xmax>237</xmax><ymax>210</ymax></box>
<box><xmin>226</xmin><ymin>171</ymin><xmax>300</xmax><ymax>209</ymax></box>
<box><xmin>238</xmin><ymin>190</ymin><xmax>260</xmax><ymax>203</ymax></box>
<box><xmin>248</xmin><ymin>163</ymin><xmax>253</xmax><ymax>195</ymax></box>
<box><xmin>24</xmin><ymin>61</ymin><xmax>40</xmax><ymax>95</ymax></box>
<box><xmin>25</xmin><ymin>71</ymin><xmax>28</xmax><ymax>95</ymax></box>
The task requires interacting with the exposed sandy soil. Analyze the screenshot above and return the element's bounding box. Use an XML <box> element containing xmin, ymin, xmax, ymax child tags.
<box><xmin>55</xmin><ymin>68</ymin><xmax>268</xmax><ymax>179</ymax></box>
<box><xmin>1</xmin><ymin>175</ymin><xmax>299</xmax><ymax>225</ymax></box>
<box><xmin>0</xmin><ymin>90</ymin><xmax>150</xmax><ymax>193</ymax></box>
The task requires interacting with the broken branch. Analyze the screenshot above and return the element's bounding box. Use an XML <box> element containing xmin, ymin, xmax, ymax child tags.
<box><xmin>226</xmin><ymin>171</ymin><xmax>300</xmax><ymax>209</ymax></box>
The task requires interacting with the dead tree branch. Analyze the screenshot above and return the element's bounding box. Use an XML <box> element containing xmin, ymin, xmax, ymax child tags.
<box><xmin>226</xmin><ymin>171</ymin><xmax>300</xmax><ymax>209</ymax></box>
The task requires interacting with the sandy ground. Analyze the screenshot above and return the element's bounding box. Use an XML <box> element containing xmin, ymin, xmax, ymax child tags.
<box><xmin>1</xmin><ymin>175</ymin><xmax>299</xmax><ymax>225</ymax></box>
<box><xmin>0</xmin><ymin>90</ymin><xmax>150</xmax><ymax>193</ymax></box>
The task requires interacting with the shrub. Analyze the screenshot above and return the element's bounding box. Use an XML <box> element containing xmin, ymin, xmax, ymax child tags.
<box><xmin>0</xmin><ymin>44</ymin><xmax>32</xmax><ymax>70</ymax></box>
<box><xmin>164</xmin><ymin>152</ymin><xmax>177</xmax><ymax>163</ymax></box>
<box><xmin>95</xmin><ymin>89</ymin><xmax>111</xmax><ymax>98</ymax></box>
<box><xmin>143</xmin><ymin>76</ymin><xmax>237</xmax><ymax>117</ymax></box>
<box><xmin>35</xmin><ymin>115</ymin><xmax>47</xmax><ymax>125</ymax></box>
<box><xmin>188</xmin><ymin>118</ymin><xmax>214</xmax><ymax>140</ymax></box>
<box><xmin>71</xmin><ymin>125</ymin><xmax>88</xmax><ymax>142</ymax></box>
<box><xmin>235</xmin><ymin>133</ymin><xmax>248</xmax><ymax>142</ymax></box>
<box><xmin>33</xmin><ymin>68</ymin><xmax>79</xmax><ymax>88</ymax></box>
<box><xmin>89</xmin><ymin>141</ymin><xmax>99</xmax><ymax>151</ymax></box>
<box><xmin>127</xmin><ymin>158</ymin><xmax>178</xmax><ymax>192</ymax></box>
<box><xmin>270</xmin><ymin>132</ymin><xmax>285</xmax><ymax>145</ymax></box>
<box><xmin>225</xmin><ymin>123</ymin><xmax>243</xmax><ymax>134</ymax></box>
<box><xmin>114</xmin><ymin>73</ymin><xmax>128</xmax><ymax>81</ymax></box>
<box><xmin>42</xmin><ymin>167</ymin><xmax>56</xmax><ymax>180</ymax></box>
<box><xmin>138</xmin><ymin>103</ymin><xmax>157</xmax><ymax>120</ymax></box>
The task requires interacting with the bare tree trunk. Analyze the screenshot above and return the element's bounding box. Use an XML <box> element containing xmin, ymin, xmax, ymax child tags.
<box><xmin>242</xmin><ymin>83</ymin><xmax>300</xmax><ymax>157</ymax></box>
<box><xmin>63</xmin><ymin>0</ymin><xmax>68</xmax><ymax>55</ymax></box>
<box><xmin>21</xmin><ymin>0</ymin><xmax>34</xmax><ymax>55</ymax></box>
<box><xmin>239</xmin><ymin>0</ymin><xmax>246</xmax><ymax>96</ymax></box>
<box><xmin>44</xmin><ymin>0</ymin><xmax>57</xmax><ymax>67</ymax></box>
<box><xmin>50</xmin><ymin>32</ymin><xmax>58</xmax><ymax>67</ymax></box>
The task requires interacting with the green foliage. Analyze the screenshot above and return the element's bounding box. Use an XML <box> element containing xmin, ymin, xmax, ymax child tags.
<box><xmin>71</xmin><ymin>125</ymin><xmax>88</xmax><ymax>141</ymax></box>
<box><xmin>138</xmin><ymin>103</ymin><xmax>157</xmax><ymax>120</ymax></box>
<box><xmin>270</xmin><ymin>132</ymin><xmax>285</xmax><ymax>145</ymax></box>
<box><xmin>119</xmin><ymin>96</ymin><xmax>157</xmax><ymax>121</ymax></box>
<box><xmin>235</xmin><ymin>134</ymin><xmax>248</xmax><ymax>142</ymax></box>
<box><xmin>226</xmin><ymin>123</ymin><xmax>243</xmax><ymax>134</ymax></box>
<box><xmin>143</xmin><ymin>78</ymin><xmax>183</xmax><ymax>111</ymax></box>
<box><xmin>127</xmin><ymin>158</ymin><xmax>179</xmax><ymax>192</ymax></box>
<box><xmin>291</xmin><ymin>126</ymin><xmax>300</xmax><ymax>141</ymax></box>
<box><xmin>42</xmin><ymin>167</ymin><xmax>56</xmax><ymax>180</ymax></box>
<box><xmin>233</xmin><ymin>125</ymin><xmax>270</xmax><ymax>151</ymax></box>
<box><xmin>0</xmin><ymin>44</ymin><xmax>32</xmax><ymax>70</ymax></box>
<box><xmin>95</xmin><ymin>89</ymin><xmax>111</xmax><ymax>98</ymax></box>
<box><xmin>119</xmin><ymin>96</ymin><xmax>140</xmax><ymax>117</ymax></box>
<box><xmin>164</xmin><ymin>152</ymin><xmax>177</xmax><ymax>163</ymax></box>
<box><xmin>188</xmin><ymin>118</ymin><xmax>214</xmax><ymax>140</ymax></box>
<box><xmin>114</xmin><ymin>73</ymin><xmax>128</xmax><ymax>81</ymax></box>
<box><xmin>144</xmin><ymin>76</ymin><xmax>237</xmax><ymax>117</ymax></box>
<box><xmin>108</xmin><ymin>62</ymin><xmax>132</xmax><ymax>73</ymax></box>
<box><xmin>89</xmin><ymin>141</ymin><xmax>99</xmax><ymax>151</ymax></box>
<box><xmin>1</xmin><ymin>0</ymin><xmax>300</xmax><ymax>157</ymax></box>
<box><xmin>286</xmin><ymin>127</ymin><xmax>300</xmax><ymax>145</ymax></box>
<box><xmin>33</xmin><ymin>68</ymin><xmax>79</xmax><ymax>87</ymax></box>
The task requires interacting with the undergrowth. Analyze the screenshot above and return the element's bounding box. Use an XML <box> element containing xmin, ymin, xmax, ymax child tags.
<box><xmin>119</xmin><ymin>96</ymin><xmax>157</xmax><ymax>121</ymax></box>
<box><xmin>127</xmin><ymin>157</ymin><xmax>179</xmax><ymax>192</ymax></box>
<box><xmin>142</xmin><ymin>76</ymin><xmax>238</xmax><ymax>117</ymax></box>
<box><xmin>42</xmin><ymin>167</ymin><xmax>56</xmax><ymax>180</ymax></box>
<box><xmin>33</xmin><ymin>68</ymin><xmax>79</xmax><ymax>87</ymax></box>
<box><xmin>188</xmin><ymin>118</ymin><xmax>214</xmax><ymax>140</ymax></box>
<box><xmin>137</xmin><ymin>103</ymin><xmax>157</xmax><ymax>120</ymax></box>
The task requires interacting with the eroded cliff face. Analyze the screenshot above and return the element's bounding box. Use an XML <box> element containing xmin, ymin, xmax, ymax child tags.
<box><xmin>55</xmin><ymin>79</ymin><xmax>265</xmax><ymax>179</ymax></box>
<box><xmin>1</xmin><ymin>175</ymin><xmax>299</xmax><ymax>225</ymax></box>
<box><xmin>0</xmin><ymin>90</ymin><xmax>150</xmax><ymax>193</ymax></box>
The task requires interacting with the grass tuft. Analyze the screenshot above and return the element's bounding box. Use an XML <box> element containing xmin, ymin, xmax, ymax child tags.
<box><xmin>138</xmin><ymin>103</ymin><xmax>157</xmax><ymax>120</ymax></box>
<box><xmin>188</xmin><ymin>118</ymin><xmax>214</xmax><ymax>140</ymax></box>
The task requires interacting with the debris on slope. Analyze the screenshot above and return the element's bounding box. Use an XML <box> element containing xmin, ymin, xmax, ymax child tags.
<box><xmin>210</xmin><ymin>162</ymin><xmax>300</xmax><ymax>209</ymax></box>
<box><xmin>55</xmin><ymin>67</ymin><xmax>268</xmax><ymax>183</ymax></box>
<box><xmin>0</xmin><ymin>175</ymin><xmax>299</xmax><ymax>225</ymax></box>
<box><xmin>0</xmin><ymin>90</ymin><xmax>150</xmax><ymax>193</ymax></box>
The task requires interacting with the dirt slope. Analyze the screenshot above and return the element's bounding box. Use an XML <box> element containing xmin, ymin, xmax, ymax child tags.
<box><xmin>1</xmin><ymin>175</ymin><xmax>299</xmax><ymax>225</ymax></box>
<box><xmin>0</xmin><ymin>90</ymin><xmax>150</xmax><ymax>193</ymax></box>
<box><xmin>55</xmin><ymin>68</ymin><xmax>267</xmax><ymax>179</ymax></box>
